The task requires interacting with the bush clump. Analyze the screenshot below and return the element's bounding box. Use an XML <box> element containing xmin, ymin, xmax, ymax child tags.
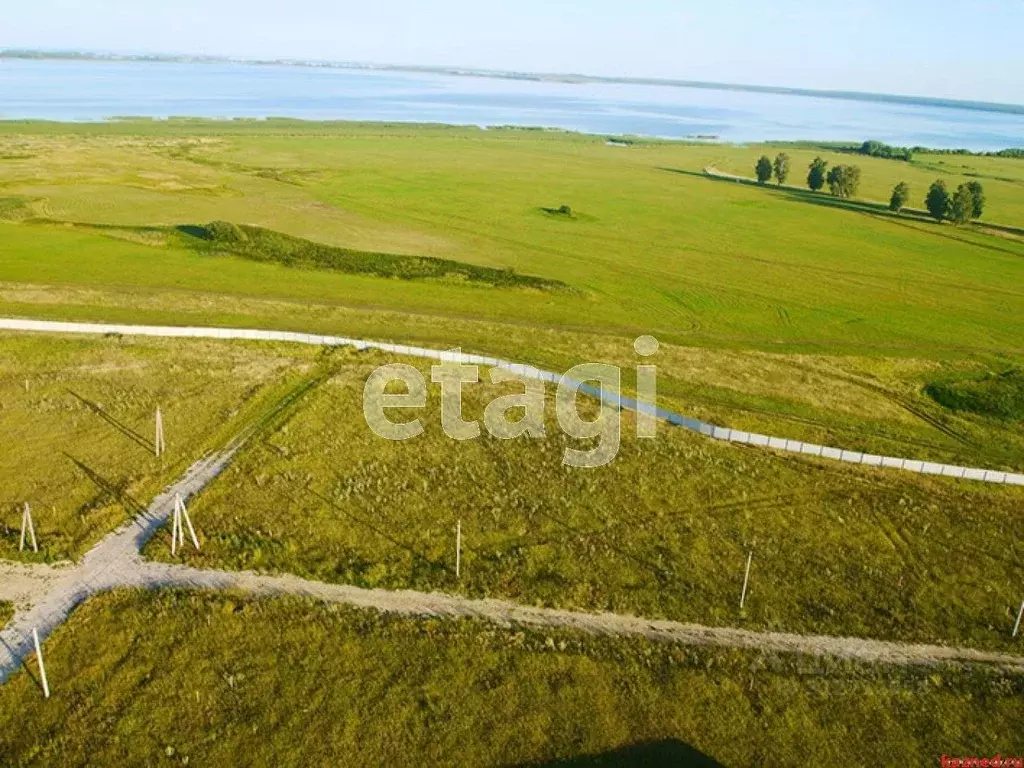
<box><xmin>924</xmin><ymin>370</ymin><xmax>1024</xmax><ymax>420</ymax></box>
<box><xmin>0</xmin><ymin>196</ymin><xmax>33</xmax><ymax>221</ymax></box>
<box><xmin>188</xmin><ymin>221</ymin><xmax>566</xmax><ymax>291</ymax></box>
<box><xmin>204</xmin><ymin>220</ymin><xmax>249</xmax><ymax>244</ymax></box>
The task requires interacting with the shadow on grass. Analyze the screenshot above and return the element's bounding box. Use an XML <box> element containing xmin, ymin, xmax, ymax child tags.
<box><xmin>67</xmin><ymin>390</ymin><xmax>155</xmax><ymax>454</ymax></box>
<box><xmin>0</xmin><ymin>634</ymin><xmax>43</xmax><ymax>693</ymax></box>
<box><xmin>66</xmin><ymin>454</ymin><xmax>148</xmax><ymax>518</ymax></box>
<box><xmin>521</xmin><ymin>739</ymin><xmax>724</xmax><ymax>767</ymax></box>
<box><xmin>305</xmin><ymin>484</ymin><xmax>453</xmax><ymax>579</ymax></box>
<box><xmin>175</xmin><ymin>224</ymin><xmax>211</xmax><ymax>240</ymax></box>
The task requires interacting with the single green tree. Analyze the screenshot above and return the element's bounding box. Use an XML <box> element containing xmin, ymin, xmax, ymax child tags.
<box><xmin>889</xmin><ymin>181</ymin><xmax>910</xmax><ymax>213</ymax></box>
<box><xmin>842</xmin><ymin>165</ymin><xmax>861</xmax><ymax>197</ymax></box>
<box><xmin>965</xmin><ymin>180</ymin><xmax>985</xmax><ymax>218</ymax></box>
<box><xmin>949</xmin><ymin>184</ymin><xmax>975</xmax><ymax>225</ymax></box>
<box><xmin>773</xmin><ymin>153</ymin><xmax>790</xmax><ymax>185</ymax></box>
<box><xmin>925</xmin><ymin>180</ymin><xmax>950</xmax><ymax>221</ymax></box>
<box><xmin>755</xmin><ymin>155</ymin><xmax>773</xmax><ymax>184</ymax></box>
<box><xmin>826</xmin><ymin>165</ymin><xmax>861</xmax><ymax>198</ymax></box>
<box><xmin>807</xmin><ymin>157</ymin><xmax>828</xmax><ymax>191</ymax></box>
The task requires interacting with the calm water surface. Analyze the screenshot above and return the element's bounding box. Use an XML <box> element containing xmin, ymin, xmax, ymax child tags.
<box><xmin>1</xmin><ymin>59</ymin><xmax>1022</xmax><ymax>151</ymax></box>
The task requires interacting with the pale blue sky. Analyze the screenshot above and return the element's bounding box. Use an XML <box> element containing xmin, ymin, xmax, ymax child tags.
<box><xmin>4</xmin><ymin>0</ymin><xmax>1022</xmax><ymax>104</ymax></box>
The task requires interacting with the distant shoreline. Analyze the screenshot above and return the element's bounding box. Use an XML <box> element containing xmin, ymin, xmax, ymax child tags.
<box><xmin>0</xmin><ymin>117</ymin><xmax>1021</xmax><ymax>158</ymax></box>
<box><xmin>3</xmin><ymin>48</ymin><xmax>1024</xmax><ymax>117</ymax></box>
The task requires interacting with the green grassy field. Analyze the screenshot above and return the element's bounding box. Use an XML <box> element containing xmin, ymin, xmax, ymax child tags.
<box><xmin>0</xmin><ymin>333</ymin><xmax>317</xmax><ymax>561</ymax></box>
<box><xmin>1</xmin><ymin>120</ymin><xmax>1023</xmax><ymax>761</ymax></box>
<box><xmin>1</xmin><ymin>121</ymin><xmax>1022</xmax><ymax>476</ymax></box>
<box><xmin>140</xmin><ymin>350</ymin><xmax>1024</xmax><ymax>652</ymax></box>
<box><xmin>0</xmin><ymin>590</ymin><xmax>1020</xmax><ymax>767</ymax></box>
<box><xmin>0</xmin><ymin>121</ymin><xmax>1021</xmax><ymax>361</ymax></box>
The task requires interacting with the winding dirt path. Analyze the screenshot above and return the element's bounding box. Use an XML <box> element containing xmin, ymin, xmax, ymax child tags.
<box><xmin>3</xmin><ymin>444</ymin><xmax>1024</xmax><ymax>684</ymax></box>
<box><xmin>0</xmin><ymin>449</ymin><xmax>240</xmax><ymax>683</ymax></box>
<box><xmin>2</xmin><ymin>316</ymin><xmax>1024</xmax><ymax>688</ymax></box>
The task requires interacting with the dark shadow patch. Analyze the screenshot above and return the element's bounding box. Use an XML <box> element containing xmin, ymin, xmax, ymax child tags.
<box><xmin>0</xmin><ymin>635</ymin><xmax>43</xmax><ymax>692</ymax></box>
<box><xmin>66</xmin><ymin>454</ymin><xmax>148</xmax><ymax>517</ymax></box>
<box><xmin>175</xmin><ymin>224</ymin><xmax>211</xmax><ymax>240</ymax></box>
<box><xmin>925</xmin><ymin>370</ymin><xmax>1024</xmax><ymax>421</ymax></box>
<box><xmin>519</xmin><ymin>739</ymin><xmax>725</xmax><ymax>767</ymax></box>
<box><xmin>67</xmin><ymin>390</ymin><xmax>155</xmax><ymax>454</ymax></box>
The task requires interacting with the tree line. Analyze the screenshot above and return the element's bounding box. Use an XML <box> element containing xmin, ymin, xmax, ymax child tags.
<box><xmin>755</xmin><ymin>153</ymin><xmax>861</xmax><ymax>198</ymax></box>
<box><xmin>912</xmin><ymin>180</ymin><xmax>985</xmax><ymax>224</ymax></box>
<box><xmin>754</xmin><ymin>152</ymin><xmax>987</xmax><ymax>225</ymax></box>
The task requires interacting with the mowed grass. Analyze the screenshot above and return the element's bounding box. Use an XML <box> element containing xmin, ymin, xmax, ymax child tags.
<box><xmin>0</xmin><ymin>122</ymin><xmax>1021</xmax><ymax>359</ymax></box>
<box><xmin>0</xmin><ymin>590</ymin><xmax>1021</xmax><ymax>767</ymax></box>
<box><xmin>143</xmin><ymin>351</ymin><xmax>1024</xmax><ymax>652</ymax></box>
<box><xmin>0</xmin><ymin>333</ymin><xmax>318</xmax><ymax>561</ymax></box>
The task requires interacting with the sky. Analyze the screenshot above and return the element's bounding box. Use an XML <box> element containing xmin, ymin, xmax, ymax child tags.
<box><xmin>3</xmin><ymin>0</ymin><xmax>1023</xmax><ymax>104</ymax></box>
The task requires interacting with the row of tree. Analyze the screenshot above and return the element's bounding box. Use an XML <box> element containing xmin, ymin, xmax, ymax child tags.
<box><xmin>755</xmin><ymin>154</ymin><xmax>861</xmax><ymax>198</ymax></box>
<box><xmin>754</xmin><ymin>153</ymin><xmax>988</xmax><ymax>225</ymax></box>
<box><xmin>895</xmin><ymin>180</ymin><xmax>985</xmax><ymax>224</ymax></box>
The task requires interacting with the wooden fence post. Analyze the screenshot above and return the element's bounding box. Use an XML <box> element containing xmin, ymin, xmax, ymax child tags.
<box><xmin>33</xmin><ymin>628</ymin><xmax>50</xmax><ymax>699</ymax></box>
<box><xmin>178</xmin><ymin>494</ymin><xmax>200</xmax><ymax>550</ymax></box>
<box><xmin>740</xmin><ymin>551</ymin><xmax>753</xmax><ymax>609</ymax></box>
<box><xmin>155</xmin><ymin>407</ymin><xmax>165</xmax><ymax>458</ymax></box>
<box><xmin>20</xmin><ymin>502</ymin><xmax>38</xmax><ymax>553</ymax></box>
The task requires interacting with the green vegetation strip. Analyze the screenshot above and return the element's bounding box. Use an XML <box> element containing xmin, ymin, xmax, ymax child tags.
<box><xmin>181</xmin><ymin>221</ymin><xmax>568</xmax><ymax>290</ymax></box>
<box><xmin>1</xmin><ymin>589</ymin><xmax>1020</xmax><ymax>766</ymax></box>
<box><xmin>925</xmin><ymin>370</ymin><xmax>1024</xmax><ymax>421</ymax></box>
<box><xmin>0</xmin><ymin>602</ymin><xmax>12</xmax><ymax>629</ymax></box>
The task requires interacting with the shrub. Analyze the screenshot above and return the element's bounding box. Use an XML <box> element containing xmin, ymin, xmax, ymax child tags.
<box><xmin>204</xmin><ymin>220</ymin><xmax>248</xmax><ymax>244</ymax></box>
<box><xmin>859</xmin><ymin>140</ymin><xmax>913</xmax><ymax>161</ymax></box>
<box><xmin>925</xmin><ymin>370</ymin><xmax>1024</xmax><ymax>420</ymax></box>
<box><xmin>190</xmin><ymin>222</ymin><xmax>567</xmax><ymax>291</ymax></box>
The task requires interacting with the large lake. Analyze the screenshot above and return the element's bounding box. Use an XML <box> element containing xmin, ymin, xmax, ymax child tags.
<box><xmin>2</xmin><ymin>59</ymin><xmax>1022</xmax><ymax>151</ymax></box>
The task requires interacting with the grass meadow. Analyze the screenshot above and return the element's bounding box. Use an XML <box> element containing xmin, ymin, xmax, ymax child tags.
<box><xmin>142</xmin><ymin>351</ymin><xmax>1024</xmax><ymax>652</ymax></box>
<box><xmin>0</xmin><ymin>121</ymin><xmax>1021</xmax><ymax>360</ymax></box>
<box><xmin>0</xmin><ymin>123</ymin><xmax>1022</xmax><ymax>478</ymax></box>
<box><xmin>0</xmin><ymin>590</ymin><xmax>1020</xmax><ymax>767</ymax></box>
<box><xmin>1</xmin><ymin>120</ymin><xmax>1023</xmax><ymax>762</ymax></box>
<box><xmin>0</xmin><ymin>333</ymin><xmax>318</xmax><ymax>561</ymax></box>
